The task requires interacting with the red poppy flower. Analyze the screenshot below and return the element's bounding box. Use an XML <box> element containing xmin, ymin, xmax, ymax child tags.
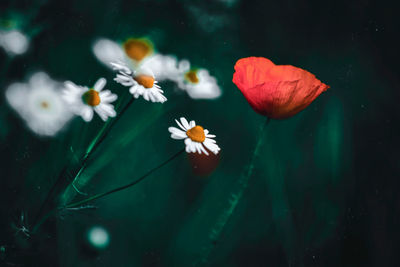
<box><xmin>232</xmin><ymin>57</ymin><xmax>329</xmax><ymax>119</ymax></box>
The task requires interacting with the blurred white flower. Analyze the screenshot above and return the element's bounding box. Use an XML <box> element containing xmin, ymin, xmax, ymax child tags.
<box><xmin>62</xmin><ymin>78</ymin><xmax>117</xmax><ymax>122</ymax></box>
<box><xmin>5</xmin><ymin>72</ymin><xmax>72</xmax><ymax>136</ymax></box>
<box><xmin>92</xmin><ymin>37</ymin><xmax>154</xmax><ymax>68</ymax></box>
<box><xmin>92</xmin><ymin>38</ymin><xmax>125</xmax><ymax>67</ymax></box>
<box><xmin>168</xmin><ymin>117</ymin><xmax>220</xmax><ymax>155</ymax></box>
<box><xmin>0</xmin><ymin>29</ymin><xmax>29</xmax><ymax>55</ymax></box>
<box><xmin>122</xmin><ymin>37</ymin><xmax>154</xmax><ymax>65</ymax></box>
<box><xmin>174</xmin><ymin>60</ymin><xmax>221</xmax><ymax>99</ymax></box>
<box><xmin>92</xmin><ymin>38</ymin><xmax>221</xmax><ymax>100</ymax></box>
<box><xmin>112</xmin><ymin>61</ymin><xmax>167</xmax><ymax>103</ymax></box>
<box><xmin>93</xmin><ymin>38</ymin><xmax>182</xmax><ymax>82</ymax></box>
<box><xmin>87</xmin><ymin>226</ymin><xmax>110</xmax><ymax>250</ymax></box>
<box><xmin>141</xmin><ymin>54</ymin><xmax>180</xmax><ymax>82</ymax></box>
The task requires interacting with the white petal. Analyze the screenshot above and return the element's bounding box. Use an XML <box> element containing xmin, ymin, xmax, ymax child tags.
<box><xmin>111</xmin><ymin>61</ymin><xmax>132</xmax><ymax>75</ymax></box>
<box><xmin>135</xmin><ymin>66</ymin><xmax>154</xmax><ymax>78</ymax></box>
<box><xmin>199</xmin><ymin>143</ymin><xmax>209</xmax><ymax>155</ymax></box>
<box><xmin>168</xmin><ymin>127</ymin><xmax>187</xmax><ymax>139</ymax></box>
<box><xmin>190</xmin><ymin>143</ymin><xmax>197</xmax><ymax>153</ymax></box>
<box><xmin>180</xmin><ymin>117</ymin><xmax>190</xmax><ymax>130</ymax></box>
<box><xmin>64</xmin><ymin>81</ymin><xmax>79</xmax><ymax>90</ymax></box>
<box><xmin>148</xmin><ymin>87</ymin><xmax>167</xmax><ymax>103</ymax></box>
<box><xmin>143</xmin><ymin>91</ymin><xmax>150</xmax><ymax>101</ymax></box>
<box><xmin>100</xmin><ymin>103</ymin><xmax>116</xmax><ymax>117</ymax></box>
<box><xmin>195</xmin><ymin>143</ymin><xmax>202</xmax><ymax>154</ymax></box>
<box><xmin>185</xmin><ymin>144</ymin><xmax>191</xmax><ymax>153</ymax></box>
<box><xmin>185</xmin><ymin>138</ymin><xmax>197</xmax><ymax>153</ymax></box>
<box><xmin>116</xmin><ymin>78</ymin><xmax>133</xmax><ymax>88</ymax></box>
<box><xmin>204</xmin><ymin>129</ymin><xmax>216</xmax><ymax>138</ymax></box>
<box><xmin>99</xmin><ymin>90</ymin><xmax>118</xmax><ymax>102</ymax></box>
<box><xmin>81</xmin><ymin>107</ymin><xmax>93</xmax><ymax>122</ymax></box>
<box><xmin>115</xmin><ymin>74</ymin><xmax>131</xmax><ymax>83</ymax></box>
<box><xmin>94</xmin><ymin>78</ymin><xmax>106</xmax><ymax>91</ymax></box>
<box><xmin>178</xmin><ymin>59</ymin><xmax>190</xmax><ymax>73</ymax></box>
<box><xmin>175</xmin><ymin>119</ymin><xmax>185</xmax><ymax>131</ymax></box>
<box><xmin>148</xmin><ymin>92</ymin><xmax>156</xmax><ymax>102</ymax></box>
<box><xmin>29</xmin><ymin>72</ymin><xmax>51</xmax><ymax>88</ymax></box>
<box><xmin>94</xmin><ymin>106</ymin><xmax>108</xmax><ymax>121</ymax></box>
<box><xmin>205</xmin><ymin>138</ymin><xmax>216</xmax><ymax>144</ymax></box>
<box><xmin>0</xmin><ymin>30</ymin><xmax>29</xmax><ymax>55</ymax></box>
<box><xmin>93</xmin><ymin>39</ymin><xmax>125</xmax><ymax>67</ymax></box>
<box><xmin>203</xmin><ymin>139</ymin><xmax>220</xmax><ymax>154</ymax></box>
<box><xmin>5</xmin><ymin>82</ymin><xmax>28</xmax><ymax>110</ymax></box>
<box><xmin>158</xmin><ymin>95</ymin><xmax>167</xmax><ymax>103</ymax></box>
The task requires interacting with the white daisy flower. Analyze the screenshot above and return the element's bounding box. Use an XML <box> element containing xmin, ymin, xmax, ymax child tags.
<box><xmin>168</xmin><ymin>117</ymin><xmax>220</xmax><ymax>155</ymax></box>
<box><xmin>93</xmin><ymin>38</ymin><xmax>195</xmax><ymax>85</ymax></box>
<box><xmin>111</xmin><ymin>61</ymin><xmax>167</xmax><ymax>103</ymax></box>
<box><xmin>62</xmin><ymin>78</ymin><xmax>117</xmax><ymax>122</ymax></box>
<box><xmin>5</xmin><ymin>72</ymin><xmax>73</xmax><ymax>136</ymax></box>
<box><xmin>93</xmin><ymin>37</ymin><xmax>154</xmax><ymax>69</ymax></box>
<box><xmin>93</xmin><ymin>38</ymin><xmax>182</xmax><ymax>82</ymax></box>
<box><xmin>0</xmin><ymin>29</ymin><xmax>29</xmax><ymax>56</ymax></box>
<box><xmin>174</xmin><ymin>60</ymin><xmax>221</xmax><ymax>99</ymax></box>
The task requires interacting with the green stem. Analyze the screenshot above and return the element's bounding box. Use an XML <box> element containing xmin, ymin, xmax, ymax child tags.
<box><xmin>32</xmin><ymin>148</ymin><xmax>184</xmax><ymax>233</ymax></box>
<box><xmin>85</xmin><ymin>97</ymin><xmax>134</xmax><ymax>160</ymax></box>
<box><xmin>70</xmin><ymin>97</ymin><xmax>135</xmax><ymax>189</ymax></box>
<box><xmin>31</xmin><ymin>166</ymin><xmax>69</xmax><ymax>230</ymax></box>
<box><xmin>32</xmin><ymin>209</ymin><xmax>57</xmax><ymax>234</ymax></box>
<box><xmin>31</xmin><ymin>97</ymin><xmax>135</xmax><ymax>231</ymax></box>
<box><xmin>196</xmin><ymin>117</ymin><xmax>271</xmax><ymax>266</ymax></box>
<box><xmin>65</xmin><ymin>148</ymin><xmax>185</xmax><ymax>209</ymax></box>
<box><xmin>243</xmin><ymin>117</ymin><xmax>270</xmax><ymax>181</ymax></box>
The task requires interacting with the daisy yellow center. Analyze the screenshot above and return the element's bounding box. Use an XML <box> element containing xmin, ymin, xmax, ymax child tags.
<box><xmin>40</xmin><ymin>101</ymin><xmax>49</xmax><ymax>109</ymax></box>
<box><xmin>186</xmin><ymin>125</ymin><xmax>205</xmax><ymax>143</ymax></box>
<box><xmin>134</xmin><ymin>75</ymin><xmax>154</xmax><ymax>88</ymax></box>
<box><xmin>185</xmin><ymin>70</ymin><xmax>199</xmax><ymax>84</ymax></box>
<box><xmin>82</xmin><ymin>89</ymin><xmax>101</xmax><ymax>106</ymax></box>
<box><xmin>123</xmin><ymin>39</ymin><xmax>152</xmax><ymax>62</ymax></box>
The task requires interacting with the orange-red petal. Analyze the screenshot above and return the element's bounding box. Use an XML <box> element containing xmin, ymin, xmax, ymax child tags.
<box><xmin>232</xmin><ymin>57</ymin><xmax>275</xmax><ymax>90</ymax></box>
<box><xmin>232</xmin><ymin>57</ymin><xmax>329</xmax><ymax>119</ymax></box>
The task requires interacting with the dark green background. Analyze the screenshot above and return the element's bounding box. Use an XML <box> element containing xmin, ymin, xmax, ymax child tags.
<box><xmin>0</xmin><ymin>0</ymin><xmax>398</xmax><ymax>266</ymax></box>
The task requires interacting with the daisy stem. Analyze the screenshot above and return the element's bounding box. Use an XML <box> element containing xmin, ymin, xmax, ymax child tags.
<box><xmin>31</xmin><ymin>165</ymin><xmax>69</xmax><ymax>231</ymax></box>
<box><xmin>31</xmin><ymin>98</ymin><xmax>135</xmax><ymax>231</ymax></box>
<box><xmin>70</xmin><ymin>98</ymin><xmax>135</xmax><ymax>188</ymax></box>
<box><xmin>85</xmin><ymin>97</ymin><xmax>134</xmax><ymax>159</ymax></box>
<box><xmin>64</xmin><ymin>148</ymin><xmax>185</xmax><ymax>209</ymax></box>
<box><xmin>32</xmin><ymin>148</ymin><xmax>185</xmax><ymax>233</ymax></box>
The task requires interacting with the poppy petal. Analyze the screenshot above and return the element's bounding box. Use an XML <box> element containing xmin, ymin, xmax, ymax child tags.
<box><xmin>233</xmin><ymin>57</ymin><xmax>275</xmax><ymax>90</ymax></box>
<box><xmin>233</xmin><ymin>57</ymin><xmax>329</xmax><ymax>119</ymax></box>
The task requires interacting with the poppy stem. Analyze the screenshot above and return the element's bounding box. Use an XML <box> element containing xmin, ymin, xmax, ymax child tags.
<box><xmin>196</xmin><ymin>116</ymin><xmax>270</xmax><ymax>264</ymax></box>
<box><xmin>245</xmin><ymin>117</ymin><xmax>271</xmax><ymax>177</ymax></box>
